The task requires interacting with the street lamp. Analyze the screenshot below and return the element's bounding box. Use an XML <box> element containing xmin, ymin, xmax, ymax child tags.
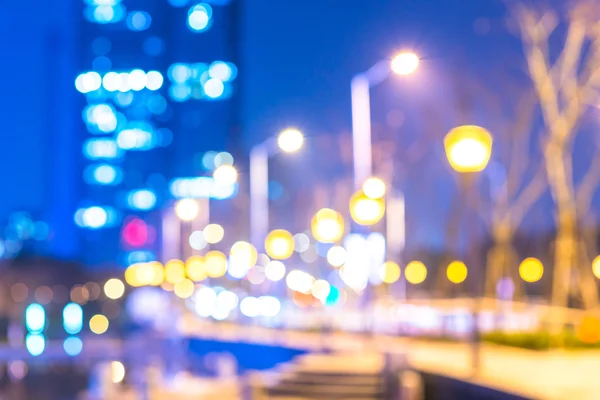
<box><xmin>351</xmin><ymin>51</ymin><xmax>419</xmax><ymax>189</ymax></box>
<box><xmin>444</xmin><ymin>124</ymin><xmax>492</xmax><ymax>376</ymax></box>
<box><xmin>250</xmin><ymin>128</ymin><xmax>304</xmax><ymax>250</ymax></box>
<box><xmin>310</xmin><ymin>208</ymin><xmax>344</xmax><ymax>243</ymax></box>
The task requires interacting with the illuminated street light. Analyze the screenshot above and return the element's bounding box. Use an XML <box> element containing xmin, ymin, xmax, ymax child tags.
<box><xmin>390</xmin><ymin>52</ymin><xmax>420</xmax><ymax>76</ymax></box>
<box><xmin>264</xmin><ymin>229</ymin><xmax>295</xmax><ymax>260</ymax></box>
<box><xmin>175</xmin><ymin>198</ymin><xmax>200</xmax><ymax>221</ymax></box>
<box><xmin>213</xmin><ymin>164</ymin><xmax>238</xmax><ymax>186</ymax></box>
<box><xmin>519</xmin><ymin>257</ymin><xmax>544</xmax><ymax>283</ymax></box>
<box><xmin>593</xmin><ymin>255</ymin><xmax>600</xmax><ymax>279</ymax></box>
<box><xmin>277</xmin><ymin>128</ymin><xmax>304</xmax><ymax>153</ymax></box>
<box><xmin>447</xmin><ymin>261</ymin><xmax>468</xmax><ymax>284</ymax></box>
<box><xmin>351</xmin><ymin>51</ymin><xmax>419</xmax><ymax>188</ymax></box>
<box><xmin>250</xmin><ymin>128</ymin><xmax>304</xmax><ymax>250</ymax></box>
<box><xmin>362</xmin><ymin>177</ymin><xmax>386</xmax><ymax>199</ymax></box>
<box><xmin>310</xmin><ymin>208</ymin><xmax>344</xmax><ymax>243</ymax></box>
<box><xmin>405</xmin><ymin>261</ymin><xmax>427</xmax><ymax>284</ymax></box>
<box><xmin>349</xmin><ymin>189</ymin><xmax>385</xmax><ymax>226</ymax></box>
<box><xmin>444</xmin><ymin>125</ymin><xmax>493</xmax><ymax>173</ymax></box>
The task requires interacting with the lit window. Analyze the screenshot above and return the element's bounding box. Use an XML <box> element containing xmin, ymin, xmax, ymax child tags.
<box><xmin>204</xmin><ymin>78</ymin><xmax>224</xmax><ymax>98</ymax></box>
<box><xmin>187</xmin><ymin>4</ymin><xmax>212</xmax><ymax>32</ymax></box>
<box><xmin>127</xmin><ymin>189</ymin><xmax>157</xmax><ymax>211</ymax></box>
<box><xmin>127</xmin><ymin>11</ymin><xmax>151</xmax><ymax>31</ymax></box>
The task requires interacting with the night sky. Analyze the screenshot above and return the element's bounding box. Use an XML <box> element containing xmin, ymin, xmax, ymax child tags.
<box><xmin>0</xmin><ymin>0</ymin><xmax>595</xmax><ymax>255</ymax></box>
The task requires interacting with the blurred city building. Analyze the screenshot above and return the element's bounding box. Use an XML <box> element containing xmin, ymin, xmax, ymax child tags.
<box><xmin>74</xmin><ymin>0</ymin><xmax>241</xmax><ymax>266</ymax></box>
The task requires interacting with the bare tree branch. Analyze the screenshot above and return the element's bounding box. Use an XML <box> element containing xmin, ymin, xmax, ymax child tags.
<box><xmin>576</xmin><ymin>146</ymin><xmax>600</xmax><ymax>215</ymax></box>
<box><xmin>508</xmin><ymin>164</ymin><xmax>547</xmax><ymax>227</ymax></box>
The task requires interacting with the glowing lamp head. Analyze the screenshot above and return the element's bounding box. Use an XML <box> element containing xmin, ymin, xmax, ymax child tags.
<box><xmin>175</xmin><ymin>198</ymin><xmax>200</xmax><ymax>221</ymax></box>
<box><xmin>277</xmin><ymin>128</ymin><xmax>304</xmax><ymax>153</ymax></box>
<box><xmin>349</xmin><ymin>190</ymin><xmax>385</xmax><ymax>226</ymax></box>
<box><xmin>444</xmin><ymin>125</ymin><xmax>493</xmax><ymax>173</ymax></box>
<box><xmin>446</xmin><ymin>261</ymin><xmax>468</xmax><ymax>284</ymax></box>
<box><xmin>391</xmin><ymin>52</ymin><xmax>419</xmax><ymax>76</ymax></box>
<box><xmin>310</xmin><ymin>208</ymin><xmax>344</xmax><ymax>243</ymax></box>
<box><xmin>519</xmin><ymin>257</ymin><xmax>543</xmax><ymax>283</ymax></box>
<box><xmin>362</xmin><ymin>177</ymin><xmax>386</xmax><ymax>199</ymax></box>
<box><xmin>264</xmin><ymin>229</ymin><xmax>295</xmax><ymax>260</ymax></box>
<box><xmin>213</xmin><ymin>165</ymin><xmax>237</xmax><ymax>186</ymax></box>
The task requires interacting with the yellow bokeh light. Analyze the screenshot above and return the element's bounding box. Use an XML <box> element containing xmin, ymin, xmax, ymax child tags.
<box><xmin>265</xmin><ymin>229</ymin><xmax>295</xmax><ymax>260</ymax></box>
<box><xmin>391</xmin><ymin>52</ymin><xmax>419</xmax><ymax>75</ymax></box>
<box><xmin>379</xmin><ymin>261</ymin><xmax>401</xmax><ymax>284</ymax></box>
<box><xmin>349</xmin><ymin>190</ymin><xmax>385</xmax><ymax>226</ymax></box>
<box><xmin>519</xmin><ymin>257</ymin><xmax>543</xmax><ymax>283</ymax></box>
<box><xmin>230</xmin><ymin>241</ymin><xmax>257</xmax><ymax>267</ymax></box>
<box><xmin>362</xmin><ymin>177</ymin><xmax>386</xmax><ymax>199</ymax></box>
<box><xmin>213</xmin><ymin>165</ymin><xmax>238</xmax><ymax>186</ymax></box>
<box><xmin>89</xmin><ymin>314</ymin><xmax>109</xmax><ymax>335</ymax></box>
<box><xmin>405</xmin><ymin>261</ymin><xmax>427</xmax><ymax>284</ymax></box>
<box><xmin>104</xmin><ymin>278</ymin><xmax>125</xmax><ymax>300</ymax></box>
<box><xmin>203</xmin><ymin>224</ymin><xmax>225</xmax><ymax>244</ymax></box>
<box><xmin>592</xmin><ymin>256</ymin><xmax>600</xmax><ymax>279</ymax></box>
<box><xmin>446</xmin><ymin>261</ymin><xmax>468</xmax><ymax>284</ymax></box>
<box><xmin>125</xmin><ymin>263</ymin><xmax>143</xmax><ymax>287</ymax></box>
<box><xmin>174</xmin><ymin>278</ymin><xmax>195</xmax><ymax>299</ymax></box>
<box><xmin>326</xmin><ymin>246</ymin><xmax>347</xmax><ymax>267</ymax></box>
<box><xmin>185</xmin><ymin>256</ymin><xmax>207</xmax><ymax>282</ymax></box>
<box><xmin>148</xmin><ymin>261</ymin><xmax>165</xmax><ymax>286</ymax></box>
<box><xmin>111</xmin><ymin>361</ymin><xmax>125</xmax><ymax>383</ymax></box>
<box><xmin>311</xmin><ymin>279</ymin><xmax>331</xmax><ymax>301</ymax></box>
<box><xmin>444</xmin><ymin>125</ymin><xmax>493</xmax><ymax>173</ymax></box>
<box><xmin>204</xmin><ymin>251</ymin><xmax>228</xmax><ymax>278</ymax></box>
<box><xmin>165</xmin><ymin>259</ymin><xmax>185</xmax><ymax>284</ymax></box>
<box><xmin>277</xmin><ymin>128</ymin><xmax>304</xmax><ymax>153</ymax></box>
<box><xmin>175</xmin><ymin>198</ymin><xmax>200</xmax><ymax>221</ymax></box>
<box><xmin>311</xmin><ymin>208</ymin><xmax>344</xmax><ymax>243</ymax></box>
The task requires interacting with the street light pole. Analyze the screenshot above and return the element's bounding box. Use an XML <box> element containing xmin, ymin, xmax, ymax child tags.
<box><xmin>249</xmin><ymin>130</ymin><xmax>304</xmax><ymax>252</ymax></box>
<box><xmin>249</xmin><ymin>142</ymin><xmax>271</xmax><ymax>252</ymax></box>
<box><xmin>350</xmin><ymin>52</ymin><xmax>419</xmax><ymax>189</ymax></box>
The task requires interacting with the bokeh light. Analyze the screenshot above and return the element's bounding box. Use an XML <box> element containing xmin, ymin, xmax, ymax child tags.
<box><xmin>174</xmin><ymin>278</ymin><xmax>195</xmax><ymax>299</ymax></box>
<box><xmin>111</xmin><ymin>361</ymin><xmax>125</xmax><ymax>383</ymax></box>
<box><xmin>405</xmin><ymin>261</ymin><xmax>427</xmax><ymax>284</ymax></box>
<box><xmin>25</xmin><ymin>303</ymin><xmax>45</xmax><ymax>333</ymax></box>
<box><xmin>349</xmin><ymin>190</ymin><xmax>385</xmax><ymax>226</ymax></box>
<box><xmin>189</xmin><ymin>230</ymin><xmax>208</xmax><ymax>250</ymax></box>
<box><xmin>592</xmin><ymin>255</ymin><xmax>600</xmax><ymax>279</ymax></box>
<box><xmin>175</xmin><ymin>199</ymin><xmax>200</xmax><ymax>221</ymax></box>
<box><xmin>213</xmin><ymin>165</ymin><xmax>237</xmax><ymax>186</ymax></box>
<box><xmin>186</xmin><ymin>256</ymin><xmax>207</xmax><ymax>282</ymax></box>
<box><xmin>362</xmin><ymin>177</ymin><xmax>386</xmax><ymax>199</ymax></box>
<box><xmin>89</xmin><ymin>314</ymin><xmax>109</xmax><ymax>335</ymax></box>
<box><xmin>311</xmin><ymin>279</ymin><xmax>331</xmax><ymax>301</ymax></box>
<box><xmin>204</xmin><ymin>251</ymin><xmax>228</xmax><ymax>278</ymax></box>
<box><xmin>390</xmin><ymin>52</ymin><xmax>419</xmax><ymax>75</ymax></box>
<box><xmin>104</xmin><ymin>278</ymin><xmax>125</xmax><ymax>300</ymax></box>
<box><xmin>63</xmin><ymin>303</ymin><xmax>83</xmax><ymax>335</ymax></box>
<box><xmin>63</xmin><ymin>337</ymin><xmax>83</xmax><ymax>357</ymax></box>
<box><xmin>326</xmin><ymin>246</ymin><xmax>347</xmax><ymax>267</ymax></box>
<box><xmin>379</xmin><ymin>261</ymin><xmax>401</xmax><ymax>284</ymax></box>
<box><xmin>311</xmin><ymin>208</ymin><xmax>344</xmax><ymax>243</ymax></box>
<box><xmin>165</xmin><ymin>259</ymin><xmax>186</xmax><ymax>284</ymax></box>
<box><xmin>447</xmin><ymin>261</ymin><xmax>468</xmax><ymax>284</ymax></box>
<box><xmin>26</xmin><ymin>333</ymin><xmax>45</xmax><ymax>356</ymax></box>
<box><xmin>265</xmin><ymin>261</ymin><xmax>286</xmax><ymax>282</ymax></box>
<box><xmin>277</xmin><ymin>128</ymin><xmax>304</xmax><ymax>153</ymax></box>
<box><xmin>519</xmin><ymin>257</ymin><xmax>543</xmax><ymax>283</ymax></box>
<box><xmin>286</xmin><ymin>270</ymin><xmax>314</xmax><ymax>294</ymax></box>
<box><xmin>203</xmin><ymin>223</ymin><xmax>224</xmax><ymax>244</ymax></box>
<box><xmin>265</xmin><ymin>229</ymin><xmax>295</xmax><ymax>260</ymax></box>
<box><xmin>230</xmin><ymin>241</ymin><xmax>257</xmax><ymax>267</ymax></box>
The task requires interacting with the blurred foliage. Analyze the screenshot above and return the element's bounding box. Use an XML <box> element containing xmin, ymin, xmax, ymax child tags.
<box><xmin>482</xmin><ymin>331</ymin><xmax>600</xmax><ymax>350</ymax></box>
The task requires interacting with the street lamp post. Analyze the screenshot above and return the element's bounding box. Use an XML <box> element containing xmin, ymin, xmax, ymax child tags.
<box><xmin>249</xmin><ymin>129</ymin><xmax>304</xmax><ymax>251</ymax></box>
<box><xmin>444</xmin><ymin>125</ymin><xmax>493</xmax><ymax>376</ymax></box>
<box><xmin>351</xmin><ymin>52</ymin><xmax>419</xmax><ymax>189</ymax></box>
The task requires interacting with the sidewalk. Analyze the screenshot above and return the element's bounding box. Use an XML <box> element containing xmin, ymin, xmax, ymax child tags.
<box><xmin>180</xmin><ymin>319</ymin><xmax>600</xmax><ymax>400</ymax></box>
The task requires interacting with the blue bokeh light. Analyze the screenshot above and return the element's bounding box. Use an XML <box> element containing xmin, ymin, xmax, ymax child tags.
<box><xmin>126</xmin><ymin>189</ymin><xmax>157</xmax><ymax>211</ymax></box>
<box><xmin>127</xmin><ymin>11</ymin><xmax>151</xmax><ymax>31</ymax></box>
<box><xmin>26</xmin><ymin>333</ymin><xmax>46</xmax><ymax>356</ymax></box>
<box><xmin>63</xmin><ymin>303</ymin><xmax>83</xmax><ymax>335</ymax></box>
<box><xmin>63</xmin><ymin>336</ymin><xmax>83</xmax><ymax>356</ymax></box>
<box><xmin>187</xmin><ymin>4</ymin><xmax>212</xmax><ymax>32</ymax></box>
<box><xmin>25</xmin><ymin>303</ymin><xmax>45</xmax><ymax>333</ymax></box>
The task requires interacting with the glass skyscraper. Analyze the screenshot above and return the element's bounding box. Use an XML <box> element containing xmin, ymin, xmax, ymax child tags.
<box><xmin>74</xmin><ymin>0</ymin><xmax>240</xmax><ymax>266</ymax></box>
